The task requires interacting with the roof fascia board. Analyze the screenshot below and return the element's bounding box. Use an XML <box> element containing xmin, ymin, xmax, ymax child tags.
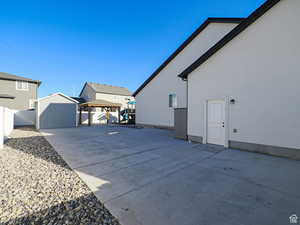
<box><xmin>178</xmin><ymin>0</ymin><xmax>281</xmax><ymax>79</ymax></box>
<box><xmin>79</xmin><ymin>82</ymin><xmax>88</xmax><ymax>97</ymax></box>
<box><xmin>38</xmin><ymin>92</ymin><xmax>79</xmax><ymax>103</ymax></box>
<box><xmin>0</xmin><ymin>77</ymin><xmax>41</xmax><ymax>85</ymax></box>
<box><xmin>132</xmin><ymin>17</ymin><xmax>244</xmax><ymax>96</ymax></box>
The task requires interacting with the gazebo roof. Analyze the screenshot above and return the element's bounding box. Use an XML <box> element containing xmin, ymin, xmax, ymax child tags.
<box><xmin>80</xmin><ymin>99</ymin><xmax>122</xmax><ymax>107</ymax></box>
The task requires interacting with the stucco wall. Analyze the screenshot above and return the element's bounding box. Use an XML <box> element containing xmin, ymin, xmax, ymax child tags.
<box><xmin>188</xmin><ymin>0</ymin><xmax>300</xmax><ymax>149</ymax></box>
<box><xmin>0</xmin><ymin>79</ymin><xmax>38</xmax><ymax>110</ymax></box>
<box><xmin>135</xmin><ymin>22</ymin><xmax>239</xmax><ymax>128</ymax></box>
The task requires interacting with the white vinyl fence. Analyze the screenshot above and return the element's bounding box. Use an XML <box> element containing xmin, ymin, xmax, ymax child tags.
<box><xmin>0</xmin><ymin>106</ymin><xmax>14</xmax><ymax>149</ymax></box>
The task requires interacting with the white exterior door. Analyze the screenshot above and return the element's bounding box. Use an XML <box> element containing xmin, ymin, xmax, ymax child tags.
<box><xmin>207</xmin><ymin>100</ymin><xmax>225</xmax><ymax>145</ymax></box>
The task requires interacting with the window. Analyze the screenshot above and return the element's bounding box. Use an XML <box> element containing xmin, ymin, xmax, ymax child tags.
<box><xmin>29</xmin><ymin>99</ymin><xmax>35</xmax><ymax>109</ymax></box>
<box><xmin>169</xmin><ymin>94</ymin><xmax>177</xmax><ymax>108</ymax></box>
<box><xmin>16</xmin><ymin>81</ymin><xmax>29</xmax><ymax>90</ymax></box>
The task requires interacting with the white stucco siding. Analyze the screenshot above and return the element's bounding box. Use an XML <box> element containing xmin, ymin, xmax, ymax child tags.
<box><xmin>96</xmin><ymin>93</ymin><xmax>133</xmax><ymax>110</ymax></box>
<box><xmin>136</xmin><ymin>22</ymin><xmax>239</xmax><ymax>128</ymax></box>
<box><xmin>188</xmin><ymin>0</ymin><xmax>300</xmax><ymax>149</ymax></box>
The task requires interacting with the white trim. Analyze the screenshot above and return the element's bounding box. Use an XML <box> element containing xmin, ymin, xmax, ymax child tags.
<box><xmin>203</xmin><ymin>96</ymin><xmax>229</xmax><ymax>147</ymax></box>
<box><xmin>224</xmin><ymin>97</ymin><xmax>230</xmax><ymax>148</ymax></box>
<box><xmin>38</xmin><ymin>92</ymin><xmax>79</xmax><ymax>103</ymax></box>
<box><xmin>203</xmin><ymin>100</ymin><xmax>207</xmax><ymax>144</ymax></box>
<box><xmin>75</xmin><ymin>104</ymin><xmax>79</xmax><ymax>127</ymax></box>
<box><xmin>0</xmin><ymin>107</ymin><xmax>4</xmax><ymax>149</ymax></box>
<box><xmin>36</xmin><ymin>100</ymin><xmax>40</xmax><ymax>129</ymax></box>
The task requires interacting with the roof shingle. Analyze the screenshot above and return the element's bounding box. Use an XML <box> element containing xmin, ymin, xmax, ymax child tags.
<box><xmin>87</xmin><ymin>82</ymin><xmax>132</xmax><ymax>96</ymax></box>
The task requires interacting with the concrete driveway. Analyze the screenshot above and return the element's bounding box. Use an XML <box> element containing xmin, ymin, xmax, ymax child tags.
<box><xmin>41</xmin><ymin>126</ymin><xmax>300</xmax><ymax>225</ymax></box>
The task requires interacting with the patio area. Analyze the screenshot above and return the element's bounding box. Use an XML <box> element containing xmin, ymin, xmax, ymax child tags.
<box><xmin>41</xmin><ymin>126</ymin><xmax>300</xmax><ymax>225</ymax></box>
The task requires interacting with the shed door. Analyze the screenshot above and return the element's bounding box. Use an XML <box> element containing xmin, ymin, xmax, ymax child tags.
<box><xmin>40</xmin><ymin>103</ymin><xmax>76</xmax><ymax>129</ymax></box>
<box><xmin>207</xmin><ymin>100</ymin><xmax>225</xmax><ymax>145</ymax></box>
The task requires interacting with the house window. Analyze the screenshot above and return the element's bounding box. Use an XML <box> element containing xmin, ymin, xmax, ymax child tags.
<box><xmin>29</xmin><ymin>99</ymin><xmax>35</xmax><ymax>109</ymax></box>
<box><xmin>169</xmin><ymin>94</ymin><xmax>177</xmax><ymax>108</ymax></box>
<box><xmin>16</xmin><ymin>81</ymin><xmax>29</xmax><ymax>90</ymax></box>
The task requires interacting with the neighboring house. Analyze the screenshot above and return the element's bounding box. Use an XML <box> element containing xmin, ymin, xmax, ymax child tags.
<box><xmin>79</xmin><ymin>82</ymin><xmax>134</xmax><ymax>124</ymax></box>
<box><xmin>0</xmin><ymin>72</ymin><xmax>41</xmax><ymax>110</ymax></box>
<box><xmin>133</xmin><ymin>18</ymin><xmax>244</xmax><ymax>129</ymax></box>
<box><xmin>176</xmin><ymin>0</ymin><xmax>300</xmax><ymax>158</ymax></box>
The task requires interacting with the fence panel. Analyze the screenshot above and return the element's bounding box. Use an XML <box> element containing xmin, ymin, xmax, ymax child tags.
<box><xmin>0</xmin><ymin>106</ymin><xmax>15</xmax><ymax>149</ymax></box>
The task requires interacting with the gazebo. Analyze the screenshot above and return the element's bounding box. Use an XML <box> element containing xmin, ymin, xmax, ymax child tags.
<box><xmin>79</xmin><ymin>99</ymin><xmax>122</xmax><ymax>126</ymax></box>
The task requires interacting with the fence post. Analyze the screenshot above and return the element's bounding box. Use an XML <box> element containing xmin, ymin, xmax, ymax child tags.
<box><xmin>0</xmin><ymin>106</ymin><xmax>4</xmax><ymax>149</ymax></box>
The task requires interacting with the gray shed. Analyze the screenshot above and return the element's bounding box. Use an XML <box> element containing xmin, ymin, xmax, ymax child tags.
<box><xmin>36</xmin><ymin>93</ymin><xmax>78</xmax><ymax>129</ymax></box>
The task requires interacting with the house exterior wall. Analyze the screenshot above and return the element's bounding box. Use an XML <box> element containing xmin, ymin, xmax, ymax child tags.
<box><xmin>0</xmin><ymin>79</ymin><xmax>38</xmax><ymax>110</ymax></box>
<box><xmin>37</xmin><ymin>94</ymin><xmax>77</xmax><ymax>129</ymax></box>
<box><xmin>80</xmin><ymin>84</ymin><xmax>96</xmax><ymax>102</ymax></box>
<box><xmin>135</xmin><ymin>22</ymin><xmax>239</xmax><ymax>128</ymax></box>
<box><xmin>95</xmin><ymin>93</ymin><xmax>133</xmax><ymax>110</ymax></box>
<box><xmin>188</xmin><ymin>0</ymin><xmax>300</xmax><ymax>150</ymax></box>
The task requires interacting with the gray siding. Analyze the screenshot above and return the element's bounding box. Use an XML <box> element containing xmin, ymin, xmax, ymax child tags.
<box><xmin>80</xmin><ymin>84</ymin><xmax>96</xmax><ymax>102</ymax></box>
<box><xmin>38</xmin><ymin>95</ymin><xmax>77</xmax><ymax>129</ymax></box>
<box><xmin>0</xmin><ymin>79</ymin><xmax>38</xmax><ymax>110</ymax></box>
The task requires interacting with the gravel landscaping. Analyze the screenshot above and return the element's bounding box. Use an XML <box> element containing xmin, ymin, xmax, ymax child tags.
<box><xmin>0</xmin><ymin>127</ymin><xmax>120</xmax><ymax>225</ymax></box>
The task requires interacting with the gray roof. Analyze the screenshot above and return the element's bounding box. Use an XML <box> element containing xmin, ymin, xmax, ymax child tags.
<box><xmin>87</xmin><ymin>82</ymin><xmax>132</xmax><ymax>96</ymax></box>
<box><xmin>71</xmin><ymin>97</ymin><xmax>86</xmax><ymax>104</ymax></box>
<box><xmin>0</xmin><ymin>94</ymin><xmax>15</xmax><ymax>99</ymax></box>
<box><xmin>0</xmin><ymin>72</ymin><xmax>41</xmax><ymax>85</ymax></box>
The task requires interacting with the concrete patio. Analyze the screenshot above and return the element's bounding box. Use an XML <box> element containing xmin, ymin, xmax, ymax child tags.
<box><xmin>41</xmin><ymin>126</ymin><xmax>300</xmax><ymax>225</ymax></box>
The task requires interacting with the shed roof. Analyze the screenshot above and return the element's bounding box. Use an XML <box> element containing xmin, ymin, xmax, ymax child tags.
<box><xmin>38</xmin><ymin>93</ymin><xmax>79</xmax><ymax>103</ymax></box>
<box><xmin>80</xmin><ymin>99</ymin><xmax>122</xmax><ymax>107</ymax></box>
<box><xmin>0</xmin><ymin>72</ymin><xmax>41</xmax><ymax>85</ymax></box>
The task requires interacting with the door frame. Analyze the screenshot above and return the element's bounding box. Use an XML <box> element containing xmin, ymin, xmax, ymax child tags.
<box><xmin>203</xmin><ymin>96</ymin><xmax>229</xmax><ymax>147</ymax></box>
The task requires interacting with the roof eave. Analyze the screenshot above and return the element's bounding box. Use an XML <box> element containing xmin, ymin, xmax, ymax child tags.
<box><xmin>132</xmin><ymin>17</ymin><xmax>245</xmax><ymax>97</ymax></box>
<box><xmin>0</xmin><ymin>77</ymin><xmax>42</xmax><ymax>85</ymax></box>
<box><xmin>178</xmin><ymin>0</ymin><xmax>281</xmax><ymax>79</ymax></box>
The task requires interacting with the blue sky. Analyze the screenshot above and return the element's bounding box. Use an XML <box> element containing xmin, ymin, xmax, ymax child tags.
<box><xmin>0</xmin><ymin>0</ymin><xmax>265</xmax><ymax>97</ymax></box>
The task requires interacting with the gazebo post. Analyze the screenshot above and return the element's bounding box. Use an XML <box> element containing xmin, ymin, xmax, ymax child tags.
<box><xmin>118</xmin><ymin>107</ymin><xmax>121</xmax><ymax>124</ymax></box>
<box><xmin>79</xmin><ymin>107</ymin><xmax>82</xmax><ymax>125</ymax></box>
<box><xmin>88</xmin><ymin>106</ymin><xmax>92</xmax><ymax>126</ymax></box>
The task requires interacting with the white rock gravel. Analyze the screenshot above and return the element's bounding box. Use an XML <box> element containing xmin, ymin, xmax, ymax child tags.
<box><xmin>0</xmin><ymin>127</ymin><xmax>120</xmax><ymax>225</ymax></box>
